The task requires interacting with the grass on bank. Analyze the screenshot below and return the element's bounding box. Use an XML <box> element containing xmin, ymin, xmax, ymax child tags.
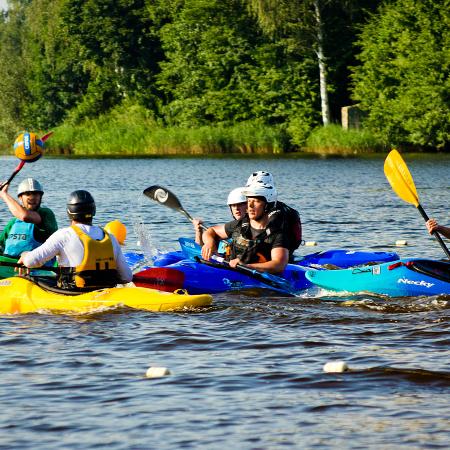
<box><xmin>0</xmin><ymin>104</ymin><xmax>389</xmax><ymax>157</ymax></box>
<box><xmin>45</xmin><ymin>104</ymin><xmax>290</xmax><ymax>156</ymax></box>
<box><xmin>305</xmin><ymin>124</ymin><xmax>387</xmax><ymax>155</ymax></box>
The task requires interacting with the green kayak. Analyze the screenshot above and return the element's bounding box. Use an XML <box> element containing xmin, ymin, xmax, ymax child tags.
<box><xmin>0</xmin><ymin>254</ymin><xmax>56</xmax><ymax>279</ymax></box>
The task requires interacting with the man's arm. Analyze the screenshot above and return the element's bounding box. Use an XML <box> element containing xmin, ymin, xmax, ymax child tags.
<box><xmin>0</xmin><ymin>185</ymin><xmax>42</xmax><ymax>224</ymax></box>
<box><xmin>232</xmin><ymin>247</ymin><xmax>289</xmax><ymax>274</ymax></box>
<box><xmin>426</xmin><ymin>219</ymin><xmax>450</xmax><ymax>239</ymax></box>
<box><xmin>18</xmin><ymin>231</ymin><xmax>62</xmax><ymax>267</ymax></box>
<box><xmin>201</xmin><ymin>224</ymin><xmax>228</xmax><ymax>260</ymax></box>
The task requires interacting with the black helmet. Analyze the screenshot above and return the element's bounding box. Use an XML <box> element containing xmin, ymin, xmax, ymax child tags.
<box><xmin>67</xmin><ymin>190</ymin><xmax>96</xmax><ymax>221</ymax></box>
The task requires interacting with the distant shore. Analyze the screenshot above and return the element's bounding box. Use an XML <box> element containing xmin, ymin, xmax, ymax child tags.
<box><xmin>0</xmin><ymin>123</ymin><xmax>445</xmax><ymax>157</ymax></box>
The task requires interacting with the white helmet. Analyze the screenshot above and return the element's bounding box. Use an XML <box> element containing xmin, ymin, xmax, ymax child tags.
<box><xmin>242</xmin><ymin>181</ymin><xmax>277</xmax><ymax>203</ymax></box>
<box><xmin>17</xmin><ymin>178</ymin><xmax>44</xmax><ymax>196</ymax></box>
<box><xmin>246</xmin><ymin>171</ymin><xmax>274</xmax><ymax>187</ymax></box>
<box><xmin>227</xmin><ymin>187</ymin><xmax>247</xmax><ymax>205</ymax></box>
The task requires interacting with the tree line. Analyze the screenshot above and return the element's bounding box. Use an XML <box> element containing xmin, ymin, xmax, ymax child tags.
<box><xmin>0</xmin><ymin>0</ymin><xmax>448</xmax><ymax>152</ymax></box>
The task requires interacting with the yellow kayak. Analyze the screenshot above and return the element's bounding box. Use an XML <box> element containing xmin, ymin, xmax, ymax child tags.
<box><xmin>0</xmin><ymin>277</ymin><xmax>212</xmax><ymax>314</ymax></box>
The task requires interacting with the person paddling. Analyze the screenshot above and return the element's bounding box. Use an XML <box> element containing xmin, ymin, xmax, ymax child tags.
<box><xmin>18</xmin><ymin>190</ymin><xmax>132</xmax><ymax>290</ymax></box>
<box><xmin>426</xmin><ymin>219</ymin><xmax>450</xmax><ymax>239</ymax></box>
<box><xmin>0</xmin><ymin>178</ymin><xmax>58</xmax><ymax>259</ymax></box>
<box><xmin>193</xmin><ymin>187</ymin><xmax>247</xmax><ymax>245</ymax></box>
<box><xmin>201</xmin><ymin>181</ymin><xmax>290</xmax><ymax>274</ymax></box>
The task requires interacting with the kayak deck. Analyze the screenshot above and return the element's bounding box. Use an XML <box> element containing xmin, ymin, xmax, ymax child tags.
<box><xmin>0</xmin><ymin>277</ymin><xmax>212</xmax><ymax>314</ymax></box>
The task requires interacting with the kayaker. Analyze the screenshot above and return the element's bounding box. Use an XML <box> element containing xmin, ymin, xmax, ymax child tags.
<box><xmin>201</xmin><ymin>181</ymin><xmax>290</xmax><ymax>274</ymax></box>
<box><xmin>18</xmin><ymin>190</ymin><xmax>132</xmax><ymax>290</ymax></box>
<box><xmin>193</xmin><ymin>187</ymin><xmax>247</xmax><ymax>245</ymax></box>
<box><xmin>0</xmin><ymin>178</ymin><xmax>58</xmax><ymax>258</ymax></box>
<box><xmin>426</xmin><ymin>219</ymin><xmax>450</xmax><ymax>239</ymax></box>
<box><xmin>245</xmin><ymin>170</ymin><xmax>302</xmax><ymax>256</ymax></box>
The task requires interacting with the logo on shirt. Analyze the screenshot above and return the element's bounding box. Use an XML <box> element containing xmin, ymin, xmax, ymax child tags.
<box><xmin>8</xmin><ymin>234</ymin><xmax>27</xmax><ymax>241</ymax></box>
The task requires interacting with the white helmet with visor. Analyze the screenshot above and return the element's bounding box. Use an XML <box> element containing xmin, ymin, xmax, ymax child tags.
<box><xmin>227</xmin><ymin>187</ymin><xmax>247</xmax><ymax>205</ymax></box>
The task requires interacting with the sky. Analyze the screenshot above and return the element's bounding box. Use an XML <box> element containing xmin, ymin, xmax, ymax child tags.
<box><xmin>0</xmin><ymin>0</ymin><xmax>7</xmax><ymax>11</ymax></box>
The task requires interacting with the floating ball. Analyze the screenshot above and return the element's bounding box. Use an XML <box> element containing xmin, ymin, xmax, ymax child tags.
<box><xmin>105</xmin><ymin>220</ymin><xmax>127</xmax><ymax>246</ymax></box>
<box><xmin>14</xmin><ymin>132</ymin><xmax>44</xmax><ymax>162</ymax></box>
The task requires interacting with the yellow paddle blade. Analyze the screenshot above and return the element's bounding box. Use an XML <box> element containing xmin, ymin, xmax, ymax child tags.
<box><xmin>384</xmin><ymin>149</ymin><xmax>419</xmax><ymax>207</ymax></box>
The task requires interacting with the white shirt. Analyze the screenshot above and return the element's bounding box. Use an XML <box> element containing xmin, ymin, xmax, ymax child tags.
<box><xmin>22</xmin><ymin>223</ymin><xmax>133</xmax><ymax>283</ymax></box>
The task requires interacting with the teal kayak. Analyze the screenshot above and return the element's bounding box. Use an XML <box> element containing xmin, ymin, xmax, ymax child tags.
<box><xmin>305</xmin><ymin>259</ymin><xmax>450</xmax><ymax>297</ymax></box>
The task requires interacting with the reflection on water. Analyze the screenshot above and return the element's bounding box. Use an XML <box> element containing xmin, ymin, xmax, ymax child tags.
<box><xmin>1</xmin><ymin>155</ymin><xmax>449</xmax><ymax>449</ymax></box>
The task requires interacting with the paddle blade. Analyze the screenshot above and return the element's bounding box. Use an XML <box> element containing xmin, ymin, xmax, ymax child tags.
<box><xmin>41</xmin><ymin>131</ymin><xmax>54</xmax><ymax>142</ymax></box>
<box><xmin>178</xmin><ymin>237</ymin><xmax>202</xmax><ymax>260</ymax></box>
<box><xmin>384</xmin><ymin>149</ymin><xmax>419</xmax><ymax>207</ymax></box>
<box><xmin>143</xmin><ymin>185</ymin><xmax>194</xmax><ymax>221</ymax></box>
<box><xmin>133</xmin><ymin>267</ymin><xmax>185</xmax><ymax>292</ymax></box>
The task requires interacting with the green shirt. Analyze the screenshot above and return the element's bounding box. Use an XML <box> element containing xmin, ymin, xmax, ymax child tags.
<box><xmin>0</xmin><ymin>206</ymin><xmax>58</xmax><ymax>253</ymax></box>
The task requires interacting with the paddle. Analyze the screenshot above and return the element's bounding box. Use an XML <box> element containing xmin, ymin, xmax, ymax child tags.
<box><xmin>194</xmin><ymin>255</ymin><xmax>297</xmax><ymax>296</ymax></box>
<box><xmin>143</xmin><ymin>185</ymin><xmax>207</xmax><ymax>230</ymax></box>
<box><xmin>0</xmin><ymin>160</ymin><xmax>25</xmax><ymax>191</ymax></box>
<box><xmin>384</xmin><ymin>149</ymin><xmax>450</xmax><ymax>259</ymax></box>
<box><xmin>0</xmin><ymin>260</ymin><xmax>59</xmax><ymax>274</ymax></box>
<box><xmin>0</xmin><ymin>131</ymin><xmax>54</xmax><ymax>190</ymax></box>
<box><xmin>143</xmin><ymin>185</ymin><xmax>297</xmax><ymax>294</ymax></box>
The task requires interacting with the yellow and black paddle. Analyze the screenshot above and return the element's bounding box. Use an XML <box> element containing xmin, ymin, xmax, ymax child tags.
<box><xmin>384</xmin><ymin>149</ymin><xmax>450</xmax><ymax>259</ymax></box>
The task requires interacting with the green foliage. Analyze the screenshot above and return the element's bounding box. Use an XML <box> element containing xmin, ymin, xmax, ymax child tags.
<box><xmin>156</xmin><ymin>0</ymin><xmax>318</xmax><ymax>130</ymax></box>
<box><xmin>0</xmin><ymin>0</ymin><xmax>448</xmax><ymax>153</ymax></box>
<box><xmin>305</xmin><ymin>124</ymin><xmax>387</xmax><ymax>154</ymax></box>
<box><xmin>47</xmin><ymin>102</ymin><xmax>287</xmax><ymax>155</ymax></box>
<box><xmin>352</xmin><ymin>0</ymin><xmax>450</xmax><ymax>149</ymax></box>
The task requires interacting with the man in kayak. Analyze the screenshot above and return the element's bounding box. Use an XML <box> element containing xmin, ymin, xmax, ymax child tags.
<box><xmin>426</xmin><ymin>219</ymin><xmax>450</xmax><ymax>239</ymax></box>
<box><xmin>18</xmin><ymin>190</ymin><xmax>132</xmax><ymax>290</ymax></box>
<box><xmin>0</xmin><ymin>178</ymin><xmax>58</xmax><ymax>258</ymax></box>
<box><xmin>201</xmin><ymin>181</ymin><xmax>290</xmax><ymax>274</ymax></box>
<box><xmin>193</xmin><ymin>187</ymin><xmax>247</xmax><ymax>245</ymax></box>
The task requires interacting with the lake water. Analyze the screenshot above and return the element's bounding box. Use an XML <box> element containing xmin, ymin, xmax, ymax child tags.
<box><xmin>1</xmin><ymin>155</ymin><xmax>449</xmax><ymax>449</ymax></box>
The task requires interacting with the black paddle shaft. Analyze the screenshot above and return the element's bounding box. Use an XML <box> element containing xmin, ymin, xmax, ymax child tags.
<box><xmin>417</xmin><ymin>204</ymin><xmax>450</xmax><ymax>260</ymax></box>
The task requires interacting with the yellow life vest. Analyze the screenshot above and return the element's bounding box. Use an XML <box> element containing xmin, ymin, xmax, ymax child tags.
<box><xmin>70</xmin><ymin>225</ymin><xmax>119</xmax><ymax>289</ymax></box>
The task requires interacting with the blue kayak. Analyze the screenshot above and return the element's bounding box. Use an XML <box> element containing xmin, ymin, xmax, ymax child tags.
<box><xmin>305</xmin><ymin>259</ymin><xmax>450</xmax><ymax>297</ymax></box>
<box><xmin>126</xmin><ymin>237</ymin><xmax>399</xmax><ymax>269</ymax></box>
<box><xmin>130</xmin><ymin>240</ymin><xmax>400</xmax><ymax>296</ymax></box>
<box><xmin>133</xmin><ymin>258</ymin><xmax>311</xmax><ymax>296</ymax></box>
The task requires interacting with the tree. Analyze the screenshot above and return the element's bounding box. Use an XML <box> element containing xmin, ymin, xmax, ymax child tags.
<box><xmin>247</xmin><ymin>0</ymin><xmax>382</xmax><ymax>125</ymax></box>
<box><xmin>61</xmin><ymin>0</ymin><xmax>163</xmax><ymax>121</ymax></box>
<box><xmin>156</xmin><ymin>0</ymin><xmax>318</xmax><ymax>130</ymax></box>
<box><xmin>352</xmin><ymin>0</ymin><xmax>450</xmax><ymax>149</ymax></box>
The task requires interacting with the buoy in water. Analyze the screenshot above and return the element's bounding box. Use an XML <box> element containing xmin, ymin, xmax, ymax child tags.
<box><xmin>145</xmin><ymin>366</ymin><xmax>171</xmax><ymax>378</ymax></box>
<box><xmin>305</xmin><ymin>241</ymin><xmax>318</xmax><ymax>246</ymax></box>
<box><xmin>323</xmin><ymin>361</ymin><xmax>349</xmax><ymax>373</ymax></box>
<box><xmin>395</xmin><ymin>240</ymin><xmax>408</xmax><ymax>246</ymax></box>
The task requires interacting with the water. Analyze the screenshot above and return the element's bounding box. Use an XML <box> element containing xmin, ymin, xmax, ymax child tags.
<box><xmin>1</xmin><ymin>155</ymin><xmax>449</xmax><ymax>449</ymax></box>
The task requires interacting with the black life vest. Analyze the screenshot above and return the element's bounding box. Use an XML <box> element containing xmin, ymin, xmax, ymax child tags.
<box><xmin>228</xmin><ymin>202</ymin><xmax>302</xmax><ymax>264</ymax></box>
<box><xmin>267</xmin><ymin>201</ymin><xmax>302</xmax><ymax>253</ymax></box>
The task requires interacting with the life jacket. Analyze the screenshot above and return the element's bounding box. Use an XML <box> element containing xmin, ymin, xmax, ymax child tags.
<box><xmin>229</xmin><ymin>219</ymin><xmax>276</xmax><ymax>264</ymax></box>
<box><xmin>228</xmin><ymin>202</ymin><xmax>302</xmax><ymax>264</ymax></box>
<box><xmin>58</xmin><ymin>226</ymin><xmax>120</xmax><ymax>290</ymax></box>
<box><xmin>266</xmin><ymin>201</ymin><xmax>302</xmax><ymax>253</ymax></box>
<box><xmin>4</xmin><ymin>220</ymin><xmax>41</xmax><ymax>257</ymax></box>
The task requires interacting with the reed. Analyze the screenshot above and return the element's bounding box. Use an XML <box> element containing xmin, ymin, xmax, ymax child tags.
<box><xmin>44</xmin><ymin>105</ymin><xmax>289</xmax><ymax>156</ymax></box>
<box><xmin>305</xmin><ymin>124</ymin><xmax>387</xmax><ymax>155</ymax></box>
